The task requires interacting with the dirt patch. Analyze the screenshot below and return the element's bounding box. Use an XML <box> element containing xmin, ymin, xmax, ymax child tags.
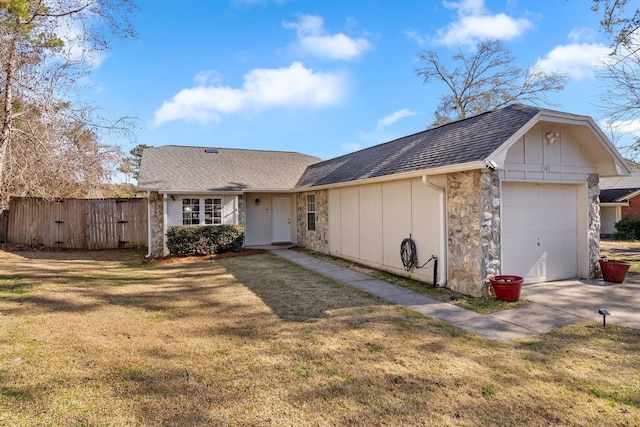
<box><xmin>144</xmin><ymin>248</ymin><xmax>267</xmax><ymax>265</ymax></box>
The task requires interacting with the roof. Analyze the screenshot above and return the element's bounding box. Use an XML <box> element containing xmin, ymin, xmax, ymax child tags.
<box><xmin>600</xmin><ymin>162</ymin><xmax>640</xmax><ymax>190</ymax></box>
<box><xmin>137</xmin><ymin>146</ymin><xmax>321</xmax><ymax>193</ymax></box>
<box><xmin>296</xmin><ymin>104</ymin><xmax>541</xmax><ymax>188</ymax></box>
<box><xmin>600</xmin><ymin>188</ymin><xmax>640</xmax><ymax>203</ymax></box>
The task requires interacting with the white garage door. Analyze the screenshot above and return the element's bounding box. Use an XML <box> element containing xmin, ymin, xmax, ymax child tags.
<box><xmin>502</xmin><ymin>183</ymin><xmax>578</xmax><ymax>284</ymax></box>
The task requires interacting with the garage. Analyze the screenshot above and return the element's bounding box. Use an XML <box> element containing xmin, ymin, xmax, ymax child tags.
<box><xmin>501</xmin><ymin>182</ymin><xmax>578</xmax><ymax>284</ymax></box>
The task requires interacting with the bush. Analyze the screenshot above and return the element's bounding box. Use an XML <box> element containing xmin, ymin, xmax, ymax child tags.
<box><xmin>166</xmin><ymin>225</ymin><xmax>245</xmax><ymax>255</ymax></box>
<box><xmin>613</xmin><ymin>217</ymin><xmax>640</xmax><ymax>241</ymax></box>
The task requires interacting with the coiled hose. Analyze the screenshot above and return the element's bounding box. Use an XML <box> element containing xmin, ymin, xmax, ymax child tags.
<box><xmin>400</xmin><ymin>238</ymin><xmax>418</xmax><ymax>271</ymax></box>
<box><xmin>400</xmin><ymin>236</ymin><xmax>438</xmax><ymax>286</ymax></box>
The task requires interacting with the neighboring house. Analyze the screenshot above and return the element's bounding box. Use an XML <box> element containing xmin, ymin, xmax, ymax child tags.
<box><xmin>137</xmin><ymin>104</ymin><xmax>630</xmax><ymax>297</ymax></box>
<box><xmin>599</xmin><ymin>166</ymin><xmax>640</xmax><ymax>235</ymax></box>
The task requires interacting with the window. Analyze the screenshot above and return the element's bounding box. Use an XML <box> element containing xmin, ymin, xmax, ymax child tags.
<box><xmin>204</xmin><ymin>198</ymin><xmax>222</xmax><ymax>225</ymax></box>
<box><xmin>182</xmin><ymin>198</ymin><xmax>200</xmax><ymax>225</ymax></box>
<box><xmin>307</xmin><ymin>194</ymin><xmax>316</xmax><ymax>231</ymax></box>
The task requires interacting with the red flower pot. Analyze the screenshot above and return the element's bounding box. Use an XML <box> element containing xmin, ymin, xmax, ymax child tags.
<box><xmin>490</xmin><ymin>275</ymin><xmax>524</xmax><ymax>302</ymax></box>
<box><xmin>599</xmin><ymin>260</ymin><xmax>631</xmax><ymax>284</ymax></box>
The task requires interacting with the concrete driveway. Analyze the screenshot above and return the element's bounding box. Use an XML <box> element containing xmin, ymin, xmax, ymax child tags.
<box><xmin>520</xmin><ymin>277</ymin><xmax>640</xmax><ymax>331</ymax></box>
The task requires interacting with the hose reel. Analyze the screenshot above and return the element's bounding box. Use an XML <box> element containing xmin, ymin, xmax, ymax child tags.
<box><xmin>400</xmin><ymin>235</ymin><xmax>438</xmax><ymax>286</ymax></box>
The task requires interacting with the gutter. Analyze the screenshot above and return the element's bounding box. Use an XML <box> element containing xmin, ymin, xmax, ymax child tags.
<box><xmin>421</xmin><ymin>175</ymin><xmax>447</xmax><ymax>287</ymax></box>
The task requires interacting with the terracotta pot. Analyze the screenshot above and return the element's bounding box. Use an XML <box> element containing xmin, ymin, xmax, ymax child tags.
<box><xmin>490</xmin><ymin>275</ymin><xmax>524</xmax><ymax>302</ymax></box>
<box><xmin>599</xmin><ymin>260</ymin><xmax>631</xmax><ymax>284</ymax></box>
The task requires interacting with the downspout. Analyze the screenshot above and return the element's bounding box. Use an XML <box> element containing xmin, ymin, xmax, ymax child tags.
<box><xmin>422</xmin><ymin>175</ymin><xmax>447</xmax><ymax>287</ymax></box>
<box><xmin>145</xmin><ymin>191</ymin><xmax>152</xmax><ymax>258</ymax></box>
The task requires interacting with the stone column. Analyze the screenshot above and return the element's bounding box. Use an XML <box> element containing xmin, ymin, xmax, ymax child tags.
<box><xmin>588</xmin><ymin>174</ymin><xmax>600</xmax><ymax>279</ymax></box>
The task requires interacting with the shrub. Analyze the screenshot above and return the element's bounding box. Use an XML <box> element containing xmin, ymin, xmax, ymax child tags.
<box><xmin>613</xmin><ymin>217</ymin><xmax>640</xmax><ymax>241</ymax></box>
<box><xmin>166</xmin><ymin>225</ymin><xmax>245</xmax><ymax>255</ymax></box>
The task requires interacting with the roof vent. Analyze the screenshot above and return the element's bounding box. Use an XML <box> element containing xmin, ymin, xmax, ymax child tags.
<box><xmin>204</xmin><ymin>148</ymin><xmax>219</xmax><ymax>154</ymax></box>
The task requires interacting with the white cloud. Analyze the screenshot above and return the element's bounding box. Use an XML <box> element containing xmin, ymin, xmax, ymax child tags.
<box><xmin>535</xmin><ymin>29</ymin><xmax>613</xmax><ymax>81</ymax></box>
<box><xmin>376</xmin><ymin>109</ymin><xmax>417</xmax><ymax>130</ymax></box>
<box><xmin>55</xmin><ymin>18</ymin><xmax>106</xmax><ymax>69</ymax></box>
<box><xmin>435</xmin><ymin>0</ymin><xmax>532</xmax><ymax>47</ymax></box>
<box><xmin>602</xmin><ymin>118</ymin><xmax>640</xmax><ymax>138</ymax></box>
<box><xmin>283</xmin><ymin>14</ymin><xmax>372</xmax><ymax>60</ymax></box>
<box><xmin>153</xmin><ymin>62</ymin><xmax>345</xmax><ymax>125</ymax></box>
<box><xmin>443</xmin><ymin>0</ymin><xmax>485</xmax><ymax>16</ymax></box>
<box><xmin>194</xmin><ymin>70</ymin><xmax>223</xmax><ymax>86</ymax></box>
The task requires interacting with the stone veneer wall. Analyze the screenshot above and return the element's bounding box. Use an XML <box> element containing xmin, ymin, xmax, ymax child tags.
<box><xmin>588</xmin><ymin>174</ymin><xmax>600</xmax><ymax>279</ymax></box>
<box><xmin>447</xmin><ymin>170</ymin><xmax>499</xmax><ymax>297</ymax></box>
<box><xmin>296</xmin><ymin>190</ymin><xmax>329</xmax><ymax>253</ymax></box>
<box><xmin>149</xmin><ymin>192</ymin><xmax>164</xmax><ymax>257</ymax></box>
<box><xmin>237</xmin><ymin>195</ymin><xmax>246</xmax><ymax>229</ymax></box>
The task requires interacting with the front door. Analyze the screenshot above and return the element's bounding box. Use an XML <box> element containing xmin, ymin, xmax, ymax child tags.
<box><xmin>272</xmin><ymin>196</ymin><xmax>291</xmax><ymax>243</ymax></box>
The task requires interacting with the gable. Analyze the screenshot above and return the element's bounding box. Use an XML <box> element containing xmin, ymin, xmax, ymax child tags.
<box><xmin>489</xmin><ymin>110</ymin><xmax>630</xmax><ymax>180</ymax></box>
<box><xmin>501</xmin><ymin>123</ymin><xmax>598</xmax><ymax>182</ymax></box>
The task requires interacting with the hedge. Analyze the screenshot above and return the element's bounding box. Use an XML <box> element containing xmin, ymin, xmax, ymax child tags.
<box><xmin>166</xmin><ymin>225</ymin><xmax>245</xmax><ymax>255</ymax></box>
<box><xmin>613</xmin><ymin>217</ymin><xmax>640</xmax><ymax>241</ymax></box>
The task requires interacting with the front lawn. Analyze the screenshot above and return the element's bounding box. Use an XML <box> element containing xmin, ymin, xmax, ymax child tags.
<box><xmin>294</xmin><ymin>247</ymin><xmax>530</xmax><ymax>313</ymax></box>
<box><xmin>0</xmin><ymin>249</ymin><xmax>638</xmax><ymax>426</ymax></box>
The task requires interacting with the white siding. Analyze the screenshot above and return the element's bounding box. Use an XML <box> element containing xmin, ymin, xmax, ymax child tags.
<box><xmin>502</xmin><ymin>124</ymin><xmax>597</xmax><ymax>182</ymax></box>
<box><xmin>340</xmin><ymin>187</ymin><xmax>360</xmax><ymax>259</ymax></box>
<box><xmin>328</xmin><ymin>177</ymin><xmax>443</xmax><ymax>283</ymax></box>
<box><xmin>600</xmin><ymin>206</ymin><xmax>620</xmax><ymax>235</ymax></box>
<box><xmin>359</xmin><ymin>184</ymin><xmax>383</xmax><ymax>265</ymax></box>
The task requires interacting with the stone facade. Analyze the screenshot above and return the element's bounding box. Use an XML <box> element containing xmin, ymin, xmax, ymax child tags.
<box><xmin>237</xmin><ymin>195</ymin><xmax>246</xmax><ymax>229</ymax></box>
<box><xmin>588</xmin><ymin>174</ymin><xmax>600</xmax><ymax>279</ymax></box>
<box><xmin>447</xmin><ymin>170</ymin><xmax>497</xmax><ymax>297</ymax></box>
<box><xmin>149</xmin><ymin>192</ymin><xmax>164</xmax><ymax>257</ymax></box>
<box><xmin>480</xmin><ymin>170</ymin><xmax>501</xmax><ymax>295</ymax></box>
<box><xmin>296</xmin><ymin>190</ymin><xmax>329</xmax><ymax>253</ymax></box>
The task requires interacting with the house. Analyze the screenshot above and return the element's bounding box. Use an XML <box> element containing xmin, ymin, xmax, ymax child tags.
<box><xmin>136</xmin><ymin>146</ymin><xmax>320</xmax><ymax>251</ymax></box>
<box><xmin>137</xmin><ymin>104</ymin><xmax>630</xmax><ymax>297</ymax></box>
<box><xmin>599</xmin><ymin>166</ymin><xmax>640</xmax><ymax>235</ymax></box>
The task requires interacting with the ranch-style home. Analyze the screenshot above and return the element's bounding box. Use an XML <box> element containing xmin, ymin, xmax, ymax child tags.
<box><xmin>137</xmin><ymin>104</ymin><xmax>630</xmax><ymax>297</ymax></box>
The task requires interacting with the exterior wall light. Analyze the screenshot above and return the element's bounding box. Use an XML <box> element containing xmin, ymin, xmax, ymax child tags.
<box><xmin>545</xmin><ymin>132</ymin><xmax>560</xmax><ymax>144</ymax></box>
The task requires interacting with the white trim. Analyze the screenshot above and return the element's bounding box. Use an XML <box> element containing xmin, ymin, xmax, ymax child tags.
<box><xmin>294</xmin><ymin>161</ymin><xmax>483</xmax><ymax>192</ymax></box>
<box><xmin>486</xmin><ymin>111</ymin><xmax>632</xmax><ymax>176</ymax></box>
<box><xmin>600</xmin><ymin>202</ymin><xmax>629</xmax><ymax>207</ymax></box>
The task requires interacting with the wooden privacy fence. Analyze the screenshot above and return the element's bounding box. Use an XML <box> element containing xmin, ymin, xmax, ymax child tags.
<box><xmin>7</xmin><ymin>197</ymin><xmax>148</xmax><ymax>250</ymax></box>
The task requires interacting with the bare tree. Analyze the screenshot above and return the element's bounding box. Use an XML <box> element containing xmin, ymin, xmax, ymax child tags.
<box><xmin>0</xmin><ymin>0</ymin><xmax>137</xmax><ymax>207</ymax></box>
<box><xmin>416</xmin><ymin>39</ymin><xmax>567</xmax><ymax>127</ymax></box>
<box><xmin>593</xmin><ymin>0</ymin><xmax>639</xmax><ymax>51</ymax></box>
<box><xmin>1</xmin><ymin>101</ymin><xmax>128</xmax><ymax>200</ymax></box>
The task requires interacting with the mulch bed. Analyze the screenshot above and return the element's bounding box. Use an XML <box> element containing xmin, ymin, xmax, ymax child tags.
<box><xmin>144</xmin><ymin>248</ymin><xmax>268</xmax><ymax>265</ymax></box>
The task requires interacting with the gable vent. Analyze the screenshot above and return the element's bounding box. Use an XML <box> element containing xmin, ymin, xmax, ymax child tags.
<box><xmin>204</xmin><ymin>148</ymin><xmax>219</xmax><ymax>154</ymax></box>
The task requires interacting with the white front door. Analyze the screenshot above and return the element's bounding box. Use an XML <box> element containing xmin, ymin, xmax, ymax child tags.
<box><xmin>272</xmin><ymin>196</ymin><xmax>292</xmax><ymax>243</ymax></box>
<box><xmin>502</xmin><ymin>183</ymin><xmax>578</xmax><ymax>284</ymax></box>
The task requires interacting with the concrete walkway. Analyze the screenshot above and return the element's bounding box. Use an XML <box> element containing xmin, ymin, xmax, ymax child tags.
<box><xmin>271</xmin><ymin>249</ymin><xmax>640</xmax><ymax>341</ymax></box>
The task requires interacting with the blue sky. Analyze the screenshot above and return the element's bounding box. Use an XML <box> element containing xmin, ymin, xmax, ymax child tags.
<box><xmin>85</xmin><ymin>0</ymin><xmax>629</xmax><ymax>165</ymax></box>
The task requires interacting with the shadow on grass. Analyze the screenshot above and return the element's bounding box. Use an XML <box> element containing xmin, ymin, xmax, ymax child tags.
<box><xmin>216</xmin><ymin>253</ymin><xmax>388</xmax><ymax>323</ymax></box>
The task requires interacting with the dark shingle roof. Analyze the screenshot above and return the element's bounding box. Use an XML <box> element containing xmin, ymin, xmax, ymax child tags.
<box><xmin>600</xmin><ymin>188</ymin><xmax>640</xmax><ymax>203</ymax></box>
<box><xmin>137</xmin><ymin>146</ymin><xmax>320</xmax><ymax>192</ymax></box>
<box><xmin>296</xmin><ymin>104</ymin><xmax>541</xmax><ymax>187</ymax></box>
